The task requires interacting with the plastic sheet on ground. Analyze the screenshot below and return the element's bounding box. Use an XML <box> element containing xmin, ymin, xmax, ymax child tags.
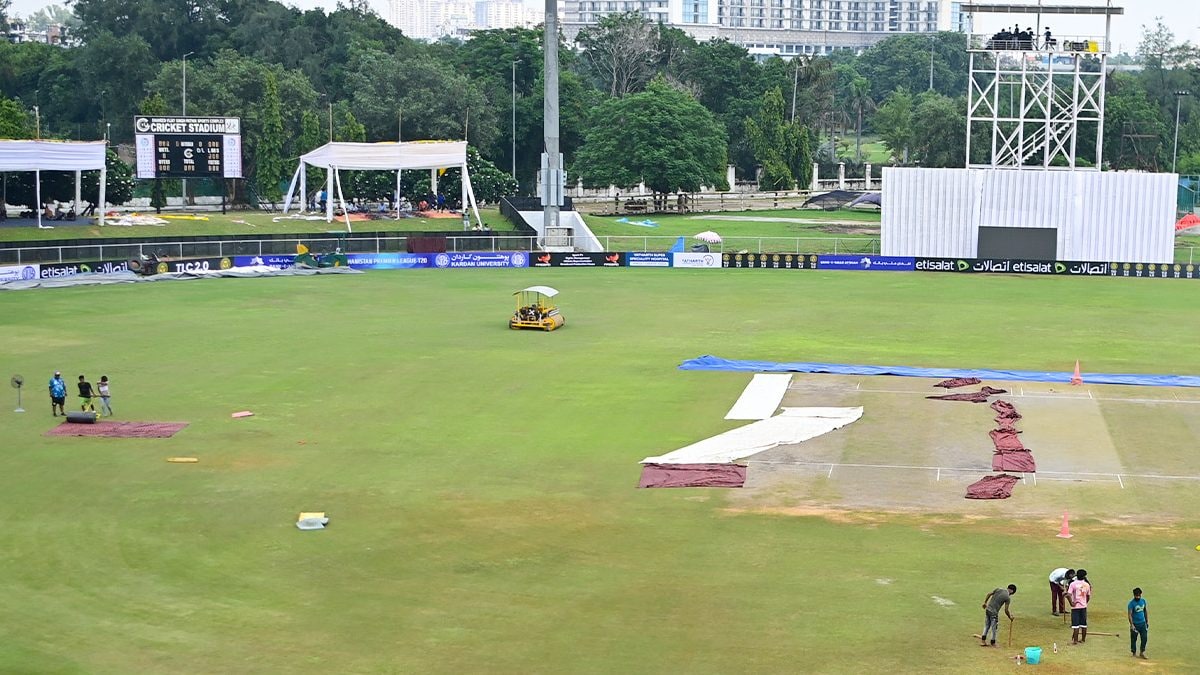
<box><xmin>638</xmin><ymin>463</ymin><xmax>747</xmax><ymax>488</ymax></box>
<box><xmin>680</xmin><ymin>355</ymin><xmax>1200</xmax><ymax>388</ymax></box>
<box><xmin>934</xmin><ymin>377</ymin><xmax>982</xmax><ymax>389</ymax></box>
<box><xmin>0</xmin><ymin>265</ymin><xmax>361</xmax><ymax>291</ymax></box>
<box><xmin>725</xmin><ymin>373</ymin><xmax>791</xmax><ymax>420</ymax></box>
<box><xmin>965</xmin><ymin>474</ymin><xmax>1021</xmax><ymax>499</ymax></box>
<box><xmin>641</xmin><ymin>407</ymin><xmax>863</xmax><ymax>465</ymax></box>
<box><xmin>992</xmin><ymin>450</ymin><xmax>1036</xmax><ymax>473</ymax></box>
<box><xmin>45</xmin><ymin>421</ymin><xmax>188</xmax><ymax>438</ymax></box>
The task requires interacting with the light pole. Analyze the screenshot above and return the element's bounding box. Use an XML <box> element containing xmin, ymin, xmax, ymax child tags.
<box><xmin>33</xmin><ymin>105</ymin><xmax>40</xmax><ymax>139</ymax></box>
<box><xmin>928</xmin><ymin>33</ymin><xmax>936</xmax><ymax>91</ymax></box>
<box><xmin>181</xmin><ymin>51</ymin><xmax>195</xmax><ymax>207</ymax></box>
<box><xmin>182</xmin><ymin>52</ymin><xmax>194</xmax><ymax>115</ymax></box>
<box><xmin>1173</xmin><ymin>90</ymin><xmax>1190</xmax><ymax>174</ymax></box>
<box><xmin>512</xmin><ymin>60</ymin><xmax>519</xmax><ymax>180</ymax></box>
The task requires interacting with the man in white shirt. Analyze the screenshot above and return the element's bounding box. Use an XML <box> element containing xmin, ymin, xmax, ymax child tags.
<box><xmin>1049</xmin><ymin>568</ymin><xmax>1075</xmax><ymax>616</ymax></box>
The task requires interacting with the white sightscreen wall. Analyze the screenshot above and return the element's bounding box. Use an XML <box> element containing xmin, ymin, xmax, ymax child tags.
<box><xmin>882</xmin><ymin>168</ymin><xmax>1177</xmax><ymax>264</ymax></box>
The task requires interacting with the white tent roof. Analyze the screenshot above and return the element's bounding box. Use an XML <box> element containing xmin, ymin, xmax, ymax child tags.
<box><xmin>299</xmin><ymin>141</ymin><xmax>468</xmax><ymax>170</ymax></box>
<box><xmin>515</xmin><ymin>286</ymin><xmax>559</xmax><ymax>297</ymax></box>
<box><xmin>0</xmin><ymin>140</ymin><xmax>107</xmax><ymax>171</ymax></box>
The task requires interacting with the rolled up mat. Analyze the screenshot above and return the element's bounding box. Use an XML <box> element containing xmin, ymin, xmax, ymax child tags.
<box><xmin>65</xmin><ymin>411</ymin><xmax>99</xmax><ymax>424</ymax></box>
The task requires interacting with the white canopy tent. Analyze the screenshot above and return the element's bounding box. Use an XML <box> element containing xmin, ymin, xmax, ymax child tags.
<box><xmin>281</xmin><ymin>140</ymin><xmax>483</xmax><ymax>232</ymax></box>
<box><xmin>0</xmin><ymin>140</ymin><xmax>108</xmax><ymax>228</ymax></box>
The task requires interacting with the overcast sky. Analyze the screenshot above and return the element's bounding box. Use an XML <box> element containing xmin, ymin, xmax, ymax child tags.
<box><xmin>8</xmin><ymin>0</ymin><xmax>1198</xmax><ymax>55</ymax></box>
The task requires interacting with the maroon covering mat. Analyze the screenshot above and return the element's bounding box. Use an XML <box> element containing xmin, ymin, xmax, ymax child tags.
<box><xmin>45</xmin><ymin>421</ymin><xmax>189</xmax><ymax>438</ymax></box>
<box><xmin>638</xmin><ymin>463</ymin><xmax>747</xmax><ymax>488</ymax></box>
<box><xmin>989</xmin><ymin>428</ymin><xmax>1026</xmax><ymax>452</ymax></box>
<box><xmin>965</xmin><ymin>474</ymin><xmax>1020</xmax><ymax>499</ymax></box>
<box><xmin>992</xmin><ymin>451</ymin><xmax>1037</xmax><ymax>473</ymax></box>
<box><xmin>934</xmin><ymin>377</ymin><xmax>982</xmax><ymax>389</ymax></box>
<box><xmin>979</xmin><ymin>386</ymin><xmax>1007</xmax><ymax>395</ymax></box>
<box><xmin>991</xmin><ymin>400</ymin><xmax>1022</xmax><ymax>421</ymax></box>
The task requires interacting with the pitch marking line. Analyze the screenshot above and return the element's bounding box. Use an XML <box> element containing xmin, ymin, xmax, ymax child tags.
<box><xmin>787</xmin><ymin>384</ymin><xmax>1199</xmax><ymax>405</ymax></box>
<box><xmin>745</xmin><ymin>459</ymin><xmax>1200</xmax><ymax>483</ymax></box>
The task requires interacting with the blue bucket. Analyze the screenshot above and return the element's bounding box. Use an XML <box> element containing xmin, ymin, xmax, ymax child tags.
<box><xmin>1024</xmin><ymin>646</ymin><xmax>1042</xmax><ymax>665</ymax></box>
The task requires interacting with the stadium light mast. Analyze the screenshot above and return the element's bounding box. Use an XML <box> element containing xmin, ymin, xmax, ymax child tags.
<box><xmin>543</xmin><ymin>0</ymin><xmax>560</xmax><ymax>235</ymax></box>
<box><xmin>181</xmin><ymin>51</ymin><xmax>195</xmax><ymax>207</ymax></box>
<box><xmin>1174</xmin><ymin>91</ymin><xmax>1191</xmax><ymax>174</ymax></box>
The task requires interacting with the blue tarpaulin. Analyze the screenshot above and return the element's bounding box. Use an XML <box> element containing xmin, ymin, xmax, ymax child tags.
<box><xmin>679</xmin><ymin>355</ymin><xmax>1200</xmax><ymax>388</ymax></box>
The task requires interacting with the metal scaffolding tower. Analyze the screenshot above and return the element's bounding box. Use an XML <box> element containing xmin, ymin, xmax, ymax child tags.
<box><xmin>962</xmin><ymin>2</ymin><xmax>1123</xmax><ymax>170</ymax></box>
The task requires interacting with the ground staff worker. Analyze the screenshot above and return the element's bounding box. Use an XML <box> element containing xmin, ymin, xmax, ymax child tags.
<box><xmin>1049</xmin><ymin>567</ymin><xmax>1075</xmax><ymax>615</ymax></box>
<box><xmin>1128</xmin><ymin>587</ymin><xmax>1149</xmax><ymax>659</ymax></box>
<box><xmin>980</xmin><ymin>584</ymin><xmax>1017</xmax><ymax>647</ymax></box>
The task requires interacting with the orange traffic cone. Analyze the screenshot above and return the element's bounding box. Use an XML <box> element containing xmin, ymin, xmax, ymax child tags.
<box><xmin>1056</xmin><ymin>511</ymin><xmax>1073</xmax><ymax>539</ymax></box>
<box><xmin>1070</xmin><ymin>360</ymin><xmax>1083</xmax><ymax>386</ymax></box>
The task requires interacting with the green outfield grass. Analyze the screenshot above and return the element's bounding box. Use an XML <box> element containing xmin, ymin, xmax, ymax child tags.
<box><xmin>0</xmin><ymin>208</ymin><xmax>517</xmax><ymax>242</ymax></box>
<box><xmin>583</xmin><ymin>208</ymin><xmax>881</xmax><ymax>253</ymax></box>
<box><xmin>3</xmin><ymin>270</ymin><xmax>1200</xmax><ymax>673</ymax></box>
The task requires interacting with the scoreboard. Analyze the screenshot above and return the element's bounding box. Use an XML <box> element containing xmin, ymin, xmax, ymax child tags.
<box><xmin>134</xmin><ymin>116</ymin><xmax>242</xmax><ymax>179</ymax></box>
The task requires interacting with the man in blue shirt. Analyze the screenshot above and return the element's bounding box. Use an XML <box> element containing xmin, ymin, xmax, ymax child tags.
<box><xmin>48</xmin><ymin>371</ymin><xmax>66</xmax><ymax>417</ymax></box>
<box><xmin>1128</xmin><ymin>587</ymin><xmax>1149</xmax><ymax>659</ymax></box>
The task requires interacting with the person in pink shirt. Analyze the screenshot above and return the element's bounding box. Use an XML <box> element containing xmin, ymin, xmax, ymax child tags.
<box><xmin>1068</xmin><ymin>569</ymin><xmax>1092</xmax><ymax>644</ymax></box>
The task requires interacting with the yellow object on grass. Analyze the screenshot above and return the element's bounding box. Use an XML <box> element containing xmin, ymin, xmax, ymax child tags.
<box><xmin>167</xmin><ymin>457</ymin><xmax>199</xmax><ymax>463</ymax></box>
<box><xmin>299</xmin><ymin>511</ymin><xmax>326</xmax><ymax>520</ymax></box>
<box><xmin>160</xmin><ymin>215</ymin><xmax>210</xmax><ymax>221</ymax></box>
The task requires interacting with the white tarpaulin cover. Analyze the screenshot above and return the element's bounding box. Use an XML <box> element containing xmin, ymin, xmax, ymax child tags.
<box><xmin>725</xmin><ymin>374</ymin><xmax>792</xmax><ymax>420</ymax></box>
<box><xmin>298</xmin><ymin>141</ymin><xmax>467</xmax><ymax>170</ymax></box>
<box><xmin>0</xmin><ymin>140</ymin><xmax>106</xmax><ymax>171</ymax></box>
<box><xmin>641</xmin><ymin>407</ymin><xmax>863</xmax><ymax>465</ymax></box>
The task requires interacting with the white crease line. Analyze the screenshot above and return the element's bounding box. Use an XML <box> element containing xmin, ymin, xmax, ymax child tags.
<box><xmin>743</xmin><ymin>459</ymin><xmax>1200</xmax><ymax>482</ymax></box>
<box><xmin>937</xmin><ymin>467</ymin><xmax>941</xmax><ymax>482</ymax></box>
<box><xmin>1118</xmin><ymin>474</ymin><xmax>1125</xmax><ymax>489</ymax></box>
<box><xmin>827</xmin><ymin>464</ymin><xmax>835</xmax><ymax>478</ymax></box>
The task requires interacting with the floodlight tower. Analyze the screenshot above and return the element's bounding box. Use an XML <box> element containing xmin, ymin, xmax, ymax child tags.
<box><xmin>963</xmin><ymin>1</ymin><xmax>1123</xmax><ymax>170</ymax></box>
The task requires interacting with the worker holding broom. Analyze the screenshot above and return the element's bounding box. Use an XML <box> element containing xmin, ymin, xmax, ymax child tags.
<box><xmin>980</xmin><ymin>584</ymin><xmax>1017</xmax><ymax>647</ymax></box>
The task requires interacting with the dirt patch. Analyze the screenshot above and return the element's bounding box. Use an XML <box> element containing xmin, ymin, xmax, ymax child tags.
<box><xmin>815</xmin><ymin>224</ymin><xmax>881</xmax><ymax>236</ymax></box>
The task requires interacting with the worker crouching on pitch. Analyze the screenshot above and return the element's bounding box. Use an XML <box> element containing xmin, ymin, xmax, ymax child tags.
<box><xmin>981</xmin><ymin>584</ymin><xmax>1017</xmax><ymax>646</ymax></box>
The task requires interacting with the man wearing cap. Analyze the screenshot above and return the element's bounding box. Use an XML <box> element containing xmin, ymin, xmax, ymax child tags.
<box><xmin>48</xmin><ymin>371</ymin><xmax>66</xmax><ymax>417</ymax></box>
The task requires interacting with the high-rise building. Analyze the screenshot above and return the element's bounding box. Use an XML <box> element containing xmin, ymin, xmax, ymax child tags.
<box><xmin>564</xmin><ymin>0</ymin><xmax>959</xmax><ymax>58</ymax></box>
<box><xmin>392</xmin><ymin>0</ymin><xmax>546</xmax><ymax>39</ymax></box>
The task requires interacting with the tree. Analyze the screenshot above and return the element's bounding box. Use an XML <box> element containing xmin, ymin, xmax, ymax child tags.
<box><xmin>854</xmin><ymin>32</ymin><xmax>968</xmax><ymax>101</ymax></box>
<box><xmin>909</xmin><ymin>92</ymin><xmax>966</xmax><ymax>168</ymax></box>
<box><xmin>255</xmin><ymin>72</ymin><xmax>286</xmax><ymax>201</ymax></box>
<box><xmin>576</xmin><ymin>12</ymin><xmax>660</xmax><ymax>97</ymax></box>
<box><xmin>573</xmin><ymin>77</ymin><xmax>727</xmax><ymax>196</ymax></box>
<box><xmin>139</xmin><ymin>93</ymin><xmax>169</xmax><ymax>211</ymax></box>
<box><xmin>873</xmin><ymin>88</ymin><xmax>916</xmax><ymax>164</ymax></box>
<box><xmin>790</xmin><ymin>125</ymin><xmax>814</xmax><ymax>191</ymax></box>
<box><xmin>83</xmin><ymin>149</ymin><xmax>135</xmax><ymax>206</ymax></box>
<box><xmin>0</xmin><ymin>95</ymin><xmax>33</xmax><ymax>139</ymax></box>
<box><xmin>746</xmin><ymin>88</ymin><xmax>797</xmax><ymax>190</ymax></box>
<box><xmin>845</xmin><ymin>75</ymin><xmax>876</xmax><ymax>161</ymax></box>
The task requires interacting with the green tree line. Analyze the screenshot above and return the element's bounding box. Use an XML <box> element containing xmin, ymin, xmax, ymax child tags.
<box><xmin>1</xmin><ymin>2</ymin><xmax>1197</xmax><ymax>207</ymax></box>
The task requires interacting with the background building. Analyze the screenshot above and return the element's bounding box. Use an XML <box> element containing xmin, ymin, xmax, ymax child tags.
<box><xmin>391</xmin><ymin>0</ymin><xmax>545</xmax><ymax>39</ymax></box>
<box><xmin>565</xmin><ymin>0</ymin><xmax>961</xmax><ymax>58</ymax></box>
